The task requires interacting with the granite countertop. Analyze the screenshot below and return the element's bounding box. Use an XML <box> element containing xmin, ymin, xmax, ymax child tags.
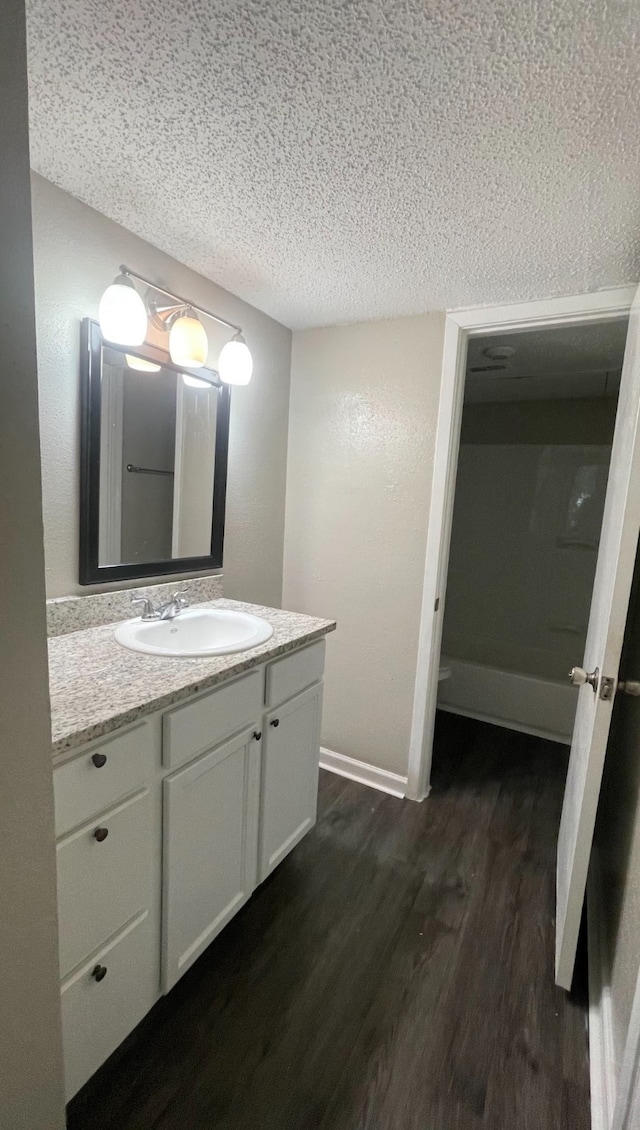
<box><xmin>48</xmin><ymin>598</ymin><xmax>336</xmax><ymax>757</ymax></box>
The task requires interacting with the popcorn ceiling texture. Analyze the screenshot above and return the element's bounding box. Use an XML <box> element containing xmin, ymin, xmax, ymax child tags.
<box><xmin>26</xmin><ymin>0</ymin><xmax>640</xmax><ymax>330</ymax></box>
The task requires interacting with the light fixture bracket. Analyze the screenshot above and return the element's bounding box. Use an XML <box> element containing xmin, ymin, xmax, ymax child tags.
<box><xmin>120</xmin><ymin>264</ymin><xmax>242</xmax><ymax>335</ymax></box>
<box><xmin>147</xmin><ymin>294</ymin><xmax>189</xmax><ymax>333</ymax></box>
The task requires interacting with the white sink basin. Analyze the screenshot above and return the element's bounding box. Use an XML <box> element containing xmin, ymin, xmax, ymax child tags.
<box><xmin>114</xmin><ymin>608</ymin><xmax>274</xmax><ymax>658</ymax></box>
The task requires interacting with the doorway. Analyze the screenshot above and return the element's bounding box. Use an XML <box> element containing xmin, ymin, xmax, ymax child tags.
<box><xmin>408</xmin><ymin>285</ymin><xmax>640</xmax><ymax>996</ymax></box>
<box><xmin>407</xmin><ymin>287</ymin><xmax>637</xmax><ymax>804</ymax></box>
<box><xmin>437</xmin><ymin>319</ymin><xmax>626</xmax><ymax>746</ymax></box>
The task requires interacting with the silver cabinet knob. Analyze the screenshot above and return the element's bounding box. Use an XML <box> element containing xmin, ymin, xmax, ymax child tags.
<box><xmin>569</xmin><ymin>666</ymin><xmax>599</xmax><ymax>690</ymax></box>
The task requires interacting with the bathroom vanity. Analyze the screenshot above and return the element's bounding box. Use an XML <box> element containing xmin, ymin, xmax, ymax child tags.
<box><xmin>48</xmin><ymin>598</ymin><xmax>335</xmax><ymax>1099</ymax></box>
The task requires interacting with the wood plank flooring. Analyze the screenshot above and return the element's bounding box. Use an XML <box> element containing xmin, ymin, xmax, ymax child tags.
<box><xmin>67</xmin><ymin>712</ymin><xmax>590</xmax><ymax>1129</ymax></box>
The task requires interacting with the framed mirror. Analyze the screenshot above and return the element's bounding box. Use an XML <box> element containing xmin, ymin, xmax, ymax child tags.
<box><xmin>79</xmin><ymin>319</ymin><xmax>230</xmax><ymax>585</ymax></box>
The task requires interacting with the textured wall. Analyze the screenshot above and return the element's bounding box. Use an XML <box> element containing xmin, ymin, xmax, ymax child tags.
<box><xmin>0</xmin><ymin>4</ymin><xmax>65</xmax><ymax>1124</ymax></box>
<box><xmin>283</xmin><ymin>314</ymin><xmax>445</xmax><ymax>778</ymax></box>
<box><xmin>31</xmin><ymin>175</ymin><xmax>292</xmax><ymax>603</ymax></box>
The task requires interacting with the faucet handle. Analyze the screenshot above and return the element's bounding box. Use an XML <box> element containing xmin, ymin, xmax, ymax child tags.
<box><xmin>172</xmin><ymin>591</ymin><xmax>189</xmax><ymax>608</ymax></box>
<box><xmin>131</xmin><ymin>595</ymin><xmax>157</xmax><ymax>620</ymax></box>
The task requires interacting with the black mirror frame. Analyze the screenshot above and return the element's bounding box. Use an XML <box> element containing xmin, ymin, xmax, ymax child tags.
<box><xmin>79</xmin><ymin>319</ymin><xmax>230</xmax><ymax>585</ymax></box>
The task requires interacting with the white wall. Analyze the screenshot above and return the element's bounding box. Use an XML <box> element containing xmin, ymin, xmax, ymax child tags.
<box><xmin>283</xmin><ymin>314</ymin><xmax>445</xmax><ymax>779</ymax></box>
<box><xmin>443</xmin><ymin>398</ymin><xmax>615</xmax><ymax>684</ymax></box>
<box><xmin>443</xmin><ymin>442</ymin><xmax>611</xmax><ymax>681</ymax></box>
<box><xmin>0</xmin><ymin>4</ymin><xmax>65</xmax><ymax>1124</ymax></box>
<box><xmin>31</xmin><ymin>175</ymin><xmax>292</xmax><ymax>604</ymax></box>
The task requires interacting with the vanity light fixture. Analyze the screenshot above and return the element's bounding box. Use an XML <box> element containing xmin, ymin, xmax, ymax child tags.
<box><xmin>97</xmin><ymin>265</ymin><xmax>254</xmax><ymax>385</ymax></box>
<box><xmin>98</xmin><ymin>272</ymin><xmax>147</xmax><ymax>346</ymax></box>
<box><xmin>218</xmin><ymin>331</ymin><xmax>253</xmax><ymax>386</ymax></box>
<box><xmin>169</xmin><ymin>307</ymin><xmax>208</xmax><ymax>369</ymax></box>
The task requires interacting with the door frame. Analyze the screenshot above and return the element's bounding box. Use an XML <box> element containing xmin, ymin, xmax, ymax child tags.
<box><xmin>614</xmin><ymin>960</ymin><xmax>640</xmax><ymax>1129</ymax></box>
<box><xmin>406</xmin><ymin>285</ymin><xmax>637</xmax><ymax>802</ymax></box>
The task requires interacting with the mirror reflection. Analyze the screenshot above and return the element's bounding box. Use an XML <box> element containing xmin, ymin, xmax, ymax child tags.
<box><xmin>100</xmin><ymin>348</ymin><xmax>219</xmax><ymax>566</ymax></box>
<box><xmin>80</xmin><ymin>321</ymin><xmax>229</xmax><ymax>584</ymax></box>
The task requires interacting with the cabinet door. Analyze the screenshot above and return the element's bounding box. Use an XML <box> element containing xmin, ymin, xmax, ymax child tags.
<box><xmin>260</xmin><ymin>683</ymin><xmax>322</xmax><ymax>881</ymax></box>
<box><xmin>162</xmin><ymin>727</ymin><xmax>260</xmax><ymax>991</ymax></box>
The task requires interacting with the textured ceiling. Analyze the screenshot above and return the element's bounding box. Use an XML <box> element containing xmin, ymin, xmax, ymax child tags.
<box><xmin>466</xmin><ymin>318</ymin><xmax>628</xmax><ymax>402</ymax></box>
<box><xmin>26</xmin><ymin>0</ymin><xmax>640</xmax><ymax>329</ymax></box>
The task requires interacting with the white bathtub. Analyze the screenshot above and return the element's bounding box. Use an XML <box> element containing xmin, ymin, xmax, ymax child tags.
<box><xmin>437</xmin><ymin>657</ymin><xmax>577</xmax><ymax>744</ymax></box>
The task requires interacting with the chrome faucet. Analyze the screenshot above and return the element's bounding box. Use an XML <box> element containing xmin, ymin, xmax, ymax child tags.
<box><xmin>130</xmin><ymin>591</ymin><xmax>189</xmax><ymax>621</ymax></box>
<box><xmin>157</xmin><ymin>592</ymin><xmax>189</xmax><ymax>620</ymax></box>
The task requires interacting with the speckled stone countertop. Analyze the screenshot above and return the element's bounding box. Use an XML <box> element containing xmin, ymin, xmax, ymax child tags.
<box><xmin>48</xmin><ymin>599</ymin><xmax>336</xmax><ymax>757</ymax></box>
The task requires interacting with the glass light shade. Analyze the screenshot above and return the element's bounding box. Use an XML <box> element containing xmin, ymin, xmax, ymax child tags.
<box><xmin>182</xmin><ymin>373</ymin><xmax>211</xmax><ymax>389</ymax></box>
<box><xmin>125</xmin><ymin>354</ymin><xmax>161</xmax><ymax>373</ymax></box>
<box><xmin>169</xmin><ymin>310</ymin><xmax>208</xmax><ymax>368</ymax></box>
<box><xmin>218</xmin><ymin>334</ymin><xmax>253</xmax><ymax>385</ymax></box>
<box><xmin>98</xmin><ymin>275</ymin><xmax>147</xmax><ymax>346</ymax></box>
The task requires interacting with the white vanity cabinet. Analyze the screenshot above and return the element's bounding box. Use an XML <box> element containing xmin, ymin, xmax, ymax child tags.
<box><xmin>54</xmin><ymin>719</ymin><xmax>160</xmax><ymax>1100</ymax></box>
<box><xmin>60</xmin><ymin>912</ymin><xmax>158</xmax><ymax>1102</ymax></box>
<box><xmin>53</xmin><ymin>638</ymin><xmax>326</xmax><ymax>1100</ymax></box>
<box><xmin>260</xmin><ymin>684</ymin><xmax>323</xmax><ymax>880</ymax></box>
<box><xmin>57</xmin><ymin>787</ymin><xmax>153</xmax><ymax>979</ymax></box>
<box><xmin>162</xmin><ymin>725</ymin><xmax>261</xmax><ymax>991</ymax></box>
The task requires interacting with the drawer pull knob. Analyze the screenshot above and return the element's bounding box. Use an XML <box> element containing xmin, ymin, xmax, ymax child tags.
<box><xmin>253</xmin><ymin>731</ymin><xmax>262</xmax><ymax>741</ymax></box>
<box><xmin>92</xmin><ymin>964</ymin><xmax>107</xmax><ymax>982</ymax></box>
<box><xmin>91</xmin><ymin>753</ymin><xmax>107</xmax><ymax>768</ymax></box>
<box><xmin>93</xmin><ymin>827</ymin><xmax>109</xmax><ymax>842</ymax></box>
<box><xmin>270</xmin><ymin>718</ymin><xmax>280</xmax><ymax>728</ymax></box>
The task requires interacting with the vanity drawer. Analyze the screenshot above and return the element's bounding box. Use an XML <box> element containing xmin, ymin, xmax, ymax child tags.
<box><xmin>162</xmin><ymin>669</ymin><xmax>262</xmax><ymax>769</ymax></box>
<box><xmin>265</xmin><ymin>640</ymin><xmax>325</xmax><ymax>708</ymax></box>
<box><xmin>61</xmin><ymin>910</ymin><xmax>158</xmax><ymax>1100</ymax></box>
<box><xmin>57</xmin><ymin>789</ymin><xmax>152</xmax><ymax>980</ymax></box>
<box><xmin>54</xmin><ymin>721</ymin><xmax>153</xmax><ymax>837</ymax></box>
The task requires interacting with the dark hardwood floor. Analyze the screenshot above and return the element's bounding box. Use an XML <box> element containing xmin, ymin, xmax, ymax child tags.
<box><xmin>67</xmin><ymin>712</ymin><xmax>590</xmax><ymax>1129</ymax></box>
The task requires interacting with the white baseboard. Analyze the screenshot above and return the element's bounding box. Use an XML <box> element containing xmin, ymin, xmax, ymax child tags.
<box><xmin>588</xmin><ymin>852</ymin><xmax>617</xmax><ymax>1130</ymax></box>
<box><xmin>319</xmin><ymin>747</ymin><xmax>408</xmax><ymax>798</ymax></box>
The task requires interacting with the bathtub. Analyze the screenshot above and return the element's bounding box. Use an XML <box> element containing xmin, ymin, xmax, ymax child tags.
<box><xmin>437</xmin><ymin>657</ymin><xmax>577</xmax><ymax>744</ymax></box>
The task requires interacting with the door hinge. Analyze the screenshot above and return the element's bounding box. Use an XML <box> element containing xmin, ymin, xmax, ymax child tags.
<box><xmin>600</xmin><ymin>676</ymin><xmax>616</xmax><ymax>701</ymax></box>
<box><xmin>434</xmin><ymin>597</ymin><xmax>440</xmax><ymax>612</ymax></box>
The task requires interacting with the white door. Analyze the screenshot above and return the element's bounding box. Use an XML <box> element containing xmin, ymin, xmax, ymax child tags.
<box><xmin>162</xmin><ymin>726</ymin><xmax>261</xmax><ymax>991</ymax></box>
<box><xmin>259</xmin><ymin>684</ymin><xmax>322</xmax><ymax>881</ymax></box>
<box><xmin>556</xmin><ymin>284</ymin><xmax>640</xmax><ymax>990</ymax></box>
